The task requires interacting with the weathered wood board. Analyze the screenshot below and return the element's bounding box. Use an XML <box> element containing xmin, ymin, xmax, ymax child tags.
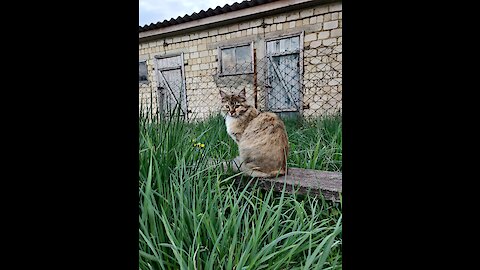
<box><xmin>236</xmin><ymin>168</ymin><xmax>342</xmax><ymax>202</ymax></box>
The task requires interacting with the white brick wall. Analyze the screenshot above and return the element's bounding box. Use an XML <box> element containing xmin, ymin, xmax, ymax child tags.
<box><xmin>139</xmin><ymin>1</ymin><xmax>342</xmax><ymax>119</ymax></box>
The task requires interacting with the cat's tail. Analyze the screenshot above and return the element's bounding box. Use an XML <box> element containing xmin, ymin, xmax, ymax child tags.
<box><xmin>222</xmin><ymin>157</ymin><xmax>287</xmax><ymax>178</ymax></box>
<box><xmin>247</xmin><ymin>168</ymin><xmax>286</xmax><ymax>178</ymax></box>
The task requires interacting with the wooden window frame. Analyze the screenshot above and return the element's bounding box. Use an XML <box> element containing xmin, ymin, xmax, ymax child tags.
<box><xmin>217</xmin><ymin>42</ymin><xmax>254</xmax><ymax>76</ymax></box>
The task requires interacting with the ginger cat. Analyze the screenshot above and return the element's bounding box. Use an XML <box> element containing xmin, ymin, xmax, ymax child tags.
<box><xmin>219</xmin><ymin>88</ymin><xmax>289</xmax><ymax>178</ymax></box>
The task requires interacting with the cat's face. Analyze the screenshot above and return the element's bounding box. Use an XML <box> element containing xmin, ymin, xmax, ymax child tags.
<box><xmin>219</xmin><ymin>89</ymin><xmax>249</xmax><ymax>118</ymax></box>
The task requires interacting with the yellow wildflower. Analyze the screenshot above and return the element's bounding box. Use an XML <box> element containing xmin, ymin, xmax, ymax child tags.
<box><xmin>192</xmin><ymin>142</ymin><xmax>205</xmax><ymax>149</ymax></box>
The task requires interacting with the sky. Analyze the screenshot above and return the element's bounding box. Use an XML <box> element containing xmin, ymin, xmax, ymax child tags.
<box><xmin>139</xmin><ymin>0</ymin><xmax>242</xmax><ymax>27</ymax></box>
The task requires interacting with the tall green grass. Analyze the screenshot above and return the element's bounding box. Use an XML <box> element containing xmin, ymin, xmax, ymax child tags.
<box><xmin>139</xmin><ymin>112</ymin><xmax>342</xmax><ymax>269</ymax></box>
<box><xmin>284</xmin><ymin>115</ymin><xmax>342</xmax><ymax>171</ymax></box>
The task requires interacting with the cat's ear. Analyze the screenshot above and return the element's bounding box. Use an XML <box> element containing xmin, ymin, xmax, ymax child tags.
<box><xmin>239</xmin><ymin>88</ymin><xmax>246</xmax><ymax>99</ymax></box>
<box><xmin>219</xmin><ymin>90</ymin><xmax>227</xmax><ymax>99</ymax></box>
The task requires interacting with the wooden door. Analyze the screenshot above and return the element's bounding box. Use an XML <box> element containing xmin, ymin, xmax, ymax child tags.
<box><xmin>155</xmin><ymin>54</ymin><xmax>188</xmax><ymax>118</ymax></box>
<box><xmin>266</xmin><ymin>35</ymin><xmax>301</xmax><ymax>112</ymax></box>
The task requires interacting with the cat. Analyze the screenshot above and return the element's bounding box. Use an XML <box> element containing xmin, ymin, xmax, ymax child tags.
<box><xmin>219</xmin><ymin>88</ymin><xmax>289</xmax><ymax>178</ymax></box>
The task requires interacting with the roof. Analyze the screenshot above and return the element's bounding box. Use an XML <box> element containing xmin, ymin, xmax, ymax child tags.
<box><xmin>139</xmin><ymin>0</ymin><xmax>279</xmax><ymax>32</ymax></box>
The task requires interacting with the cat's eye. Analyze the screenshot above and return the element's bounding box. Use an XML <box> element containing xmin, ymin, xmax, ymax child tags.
<box><xmin>225</xmin><ymin>105</ymin><xmax>230</xmax><ymax>108</ymax></box>
<box><xmin>234</xmin><ymin>105</ymin><xmax>239</xmax><ymax>108</ymax></box>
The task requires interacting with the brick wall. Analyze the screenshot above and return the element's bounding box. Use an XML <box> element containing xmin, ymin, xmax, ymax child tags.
<box><xmin>139</xmin><ymin>1</ymin><xmax>342</xmax><ymax>120</ymax></box>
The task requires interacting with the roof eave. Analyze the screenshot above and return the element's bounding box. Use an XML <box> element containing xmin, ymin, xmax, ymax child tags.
<box><xmin>139</xmin><ymin>0</ymin><xmax>338</xmax><ymax>43</ymax></box>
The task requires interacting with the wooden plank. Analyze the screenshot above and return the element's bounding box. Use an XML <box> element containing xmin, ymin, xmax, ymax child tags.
<box><xmin>236</xmin><ymin>168</ymin><xmax>342</xmax><ymax>202</ymax></box>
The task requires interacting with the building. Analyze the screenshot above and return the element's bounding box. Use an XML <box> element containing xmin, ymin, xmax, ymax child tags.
<box><xmin>139</xmin><ymin>0</ymin><xmax>342</xmax><ymax>120</ymax></box>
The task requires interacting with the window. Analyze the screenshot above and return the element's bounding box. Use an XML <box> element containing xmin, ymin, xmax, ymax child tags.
<box><xmin>265</xmin><ymin>34</ymin><xmax>303</xmax><ymax>112</ymax></box>
<box><xmin>218</xmin><ymin>43</ymin><xmax>253</xmax><ymax>75</ymax></box>
<box><xmin>266</xmin><ymin>35</ymin><xmax>301</xmax><ymax>55</ymax></box>
<box><xmin>139</xmin><ymin>61</ymin><xmax>148</xmax><ymax>83</ymax></box>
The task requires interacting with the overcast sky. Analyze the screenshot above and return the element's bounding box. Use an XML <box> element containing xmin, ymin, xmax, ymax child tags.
<box><xmin>139</xmin><ymin>0</ymin><xmax>241</xmax><ymax>26</ymax></box>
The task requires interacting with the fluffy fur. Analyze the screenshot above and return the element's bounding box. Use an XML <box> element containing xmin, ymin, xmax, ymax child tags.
<box><xmin>220</xmin><ymin>88</ymin><xmax>289</xmax><ymax>178</ymax></box>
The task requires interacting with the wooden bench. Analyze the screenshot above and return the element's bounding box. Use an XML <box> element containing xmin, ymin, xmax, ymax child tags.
<box><xmin>236</xmin><ymin>168</ymin><xmax>342</xmax><ymax>202</ymax></box>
